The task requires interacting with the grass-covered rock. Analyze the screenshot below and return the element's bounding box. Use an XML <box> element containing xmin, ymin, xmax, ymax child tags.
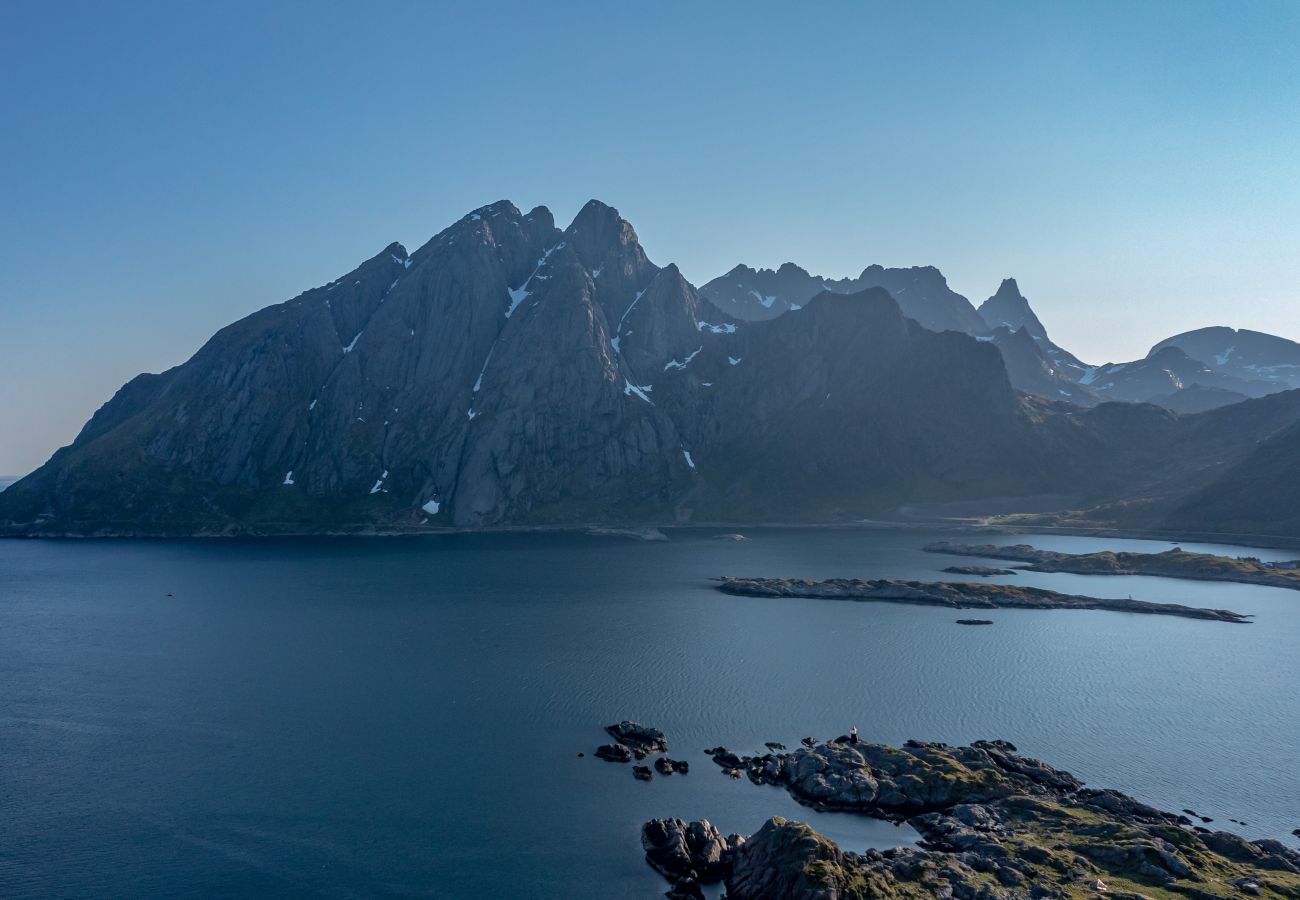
<box><xmin>645</xmin><ymin>737</ymin><xmax>1300</xmax><ymax>898</ymax></box>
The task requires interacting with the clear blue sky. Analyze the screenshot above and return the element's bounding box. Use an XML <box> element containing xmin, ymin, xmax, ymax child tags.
<box><xmin>2</xmin><ymin>0</ymin><xmax>1299</xmax><ymax>474</ymax></box>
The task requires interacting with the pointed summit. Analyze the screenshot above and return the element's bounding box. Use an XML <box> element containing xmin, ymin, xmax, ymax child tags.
<box><xmin>562</xmin><ymin>200</ymin><xmax>657</xmax><ymax>323</ymax></box>
<box><xmin>565</xmin><ymin>200</ymin><xmax>647</xmax><ymax>268</ymax></box>
<box><xmin>978</xmin><ymin>277</ymin><xmax>1047</xmax><ymax>341</ymax></box>
<box><xmin>995</xmin><ymin>277</ymin><xmax>1022</xmax><ymax>298</ymax></box>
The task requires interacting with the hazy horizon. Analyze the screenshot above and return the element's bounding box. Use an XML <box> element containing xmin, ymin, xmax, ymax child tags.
<box><xmin>3</xmin><ymin>0</ymin><xmax>1299</xmax><ymax>474</ymax></box>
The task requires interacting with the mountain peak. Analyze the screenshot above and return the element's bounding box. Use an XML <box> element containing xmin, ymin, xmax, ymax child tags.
<box><xmin>978</xmin><ymin>277</ymin><xmax>1046</xmax><ymax>341</ymax></box>
<box><xmin>468</xmin><ymin>199</ymin><xmax>521</xmax><ymax>220</ymax></box>
<box><xmin>567</xmin><ymin>199</ymin><xmax>632</xmax><ymax>240</ymax></box>
<box><xmin>564</xmin><ymin>199</ymin><xmax>652</xmax><ymax>278</ymax></box>
<box><xmin>994</xmin><ymin>277</ymin><xmax>1022</xmax><ymax>299</ymax></box>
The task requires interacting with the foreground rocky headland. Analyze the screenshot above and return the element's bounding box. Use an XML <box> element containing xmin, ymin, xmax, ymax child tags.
<box><xmin>925</xmin><ymin>542</ymin><xmax>1300</xmax><ymax>592</ymax></box>
<box><xmin>715</xmin><ymin>577</ymin><xmax>1251</xmax><ymax>623</ymax></box>
<box><xmin>641</xmin><ymin>733</ymin><xmax>1300</xmax><ymax>899</ymax></box>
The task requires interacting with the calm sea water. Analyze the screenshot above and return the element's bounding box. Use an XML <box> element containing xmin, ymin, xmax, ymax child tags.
<box><xmin>2</xmin><ymin>527</ymin><xmax>1298</xmax><ymax>898</ymax></box>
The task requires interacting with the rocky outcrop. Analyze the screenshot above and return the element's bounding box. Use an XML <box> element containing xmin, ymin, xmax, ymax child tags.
<box><xmin>642</xmin><ymin>817</ymin><xmax>745</xmax><ymax>887</ymax></box>
<box><xmin>716</xmin><ymin>575</ymin><xmax>1251</xmax><ymax>622</ymax></box>
<box><xmin>925</xmin><ymin>541</ymin><xmax>1300</xmax><ymax>591</ymax></box>
<box><xmin>643</xmin><ymin>736</ymin><xmax>1300</xmax><ymax>898</ymax></box>
<box><xmin>594</xmin><ymin>743</ymin><xmax>633</xmax><ymax>763</ymax></box>
<box><xmin>604</xmin><ymin>721</ymin><xmax>667</xmax><ymax>755</ymax></box>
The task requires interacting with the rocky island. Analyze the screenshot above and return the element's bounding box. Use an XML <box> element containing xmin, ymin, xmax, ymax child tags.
<box><xmin>715</xmin><ymin>576</ymin><xmax>1251</xmax><ymax>623</ymax></box>
<box><xmin>642</xmin><ymin>736</ymin><xmax>1300</xmax><ymax>898</ymax></box>
<box><xmin>925</xmin><ymin>542</ymin><xmax>1300</xmax><ymax>591</ymax></box>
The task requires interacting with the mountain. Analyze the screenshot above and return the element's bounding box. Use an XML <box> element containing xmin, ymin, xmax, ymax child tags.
<box><xmin>0</xmin><ymin>201</ymin><xmax>1066</xmax><ymax>536</ymax></box>
<box><xmin>977</xmin><ymin>278</ymin><xmax>1090</xmax><ymax>382</ymax></box>
<box><xmin>698</xmin><ymin>262</ymin><xmax>987</xmax><ymax>333</ymax></box>
<box><xmin>1061</xmin><ymin>388</ymin><xmax>1300</xmax><ymax>540</ymax></box>
<box><xmin>1150</xmin><ymin>326</ymin><xmax>1300</xmax><ymax>391</ymax></box>
<box><xmin>6</xmin><ymin>199</ymin><xmax>1300</xmax><ymax>540</ymax></box>
<box><xmin>1077</xmin><ymin>345</ymin><xmax>1278</xmax><ymax>404</ymax></box>
<box><xmin>700</xmin><ymin>263</ymin><xmax>1103</xmax><ymax>403</ymax></box>
<box><xmin>696</xmin><ymin>262</ymin><xmax>822</xmax><ymax>321</ymax></box>
<box><xmin>977</xmin><ymin>277</ymin><xmax>1047</xmax><ymax>339</ymax></box>
<box><xmin>981</xmin><ymin>326</ymin><xmax>1098</xmax><ymax>405</ymax></box>
<box><xmin>1146</xmin><ymin>384</ymin><xmax>1250</xmax><ymax>414</ymax></box>
<box><xmin>1161</xmin><ymin>414</ymin><xmax>1300</xmax><ymax>539</ymax></box>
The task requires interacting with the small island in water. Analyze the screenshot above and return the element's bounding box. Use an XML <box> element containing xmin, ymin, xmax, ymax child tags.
<box><xmin>715</xmin><ymin>576</ymin><xmax>1251</xmax><ymax>622</ymax></box>
<box><xmin>925</xmin><ymin>542</ymin><xmax>1300</xmax><ymax>591</ymax></box>
<box><xmin>630</xmin><ymin>728</ymin><xmax>1300</xmax><ymax>899</ymax></box>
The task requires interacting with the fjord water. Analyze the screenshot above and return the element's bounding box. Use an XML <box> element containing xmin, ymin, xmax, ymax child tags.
<box><xmin>2</xmin><ymin>528</ymin><xmax>1298</xmax><ymax>898</ymax></box>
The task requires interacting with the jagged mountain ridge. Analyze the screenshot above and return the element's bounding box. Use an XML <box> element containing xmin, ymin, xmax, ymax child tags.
<box><xmin>699</xmin><ymin>261</ymin><xmax>986</xmax><ymax>333</ymax></box>
<box><xmin>705</xmin><ymin>261</ymin><xmax>1300</xmax><ymax>413</ymax></box>
<box><xmin>700</xmin><ymin>265</ymin><xmax>1095</xmax><ymax>402</ymax></box>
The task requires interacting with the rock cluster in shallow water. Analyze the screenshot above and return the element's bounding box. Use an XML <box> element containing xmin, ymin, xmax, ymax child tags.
<box><xmin>638</xmin><ymin>735</ymin><xmax>1300</xmax><ymax>898</ymax></box>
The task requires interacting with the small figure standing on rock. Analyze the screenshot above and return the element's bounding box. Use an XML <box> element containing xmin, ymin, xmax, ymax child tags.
<box><xmin>850</xmin><ymin>725</ymin><xmax>858</xmax><ymax>743</ymax></box>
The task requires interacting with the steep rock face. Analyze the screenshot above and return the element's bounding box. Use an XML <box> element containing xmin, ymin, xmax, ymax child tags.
<box><xmin>447</xmin><ymin>238</ymin><xmax>690</xmax><ymax>527</ymax></box>
<box><xmin>1151</xmin><ymin>326</ymin><xmax>1300</xmax><ymax>390</ymax></box>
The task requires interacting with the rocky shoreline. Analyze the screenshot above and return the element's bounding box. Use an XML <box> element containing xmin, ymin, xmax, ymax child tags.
<box><xmin>715</xmin><ymin>576</ymin><xmax>1251</xmax><ymax>623</ymax></box>
<box><xmin>640</xmin><ymin>733</ymin><xmax>1300</xmax><ymax>898</ymax></box>
<box><xmin>925</xmin><ymin>542</ymin><xmax>1300</xmax><ymax>592</ymax></box>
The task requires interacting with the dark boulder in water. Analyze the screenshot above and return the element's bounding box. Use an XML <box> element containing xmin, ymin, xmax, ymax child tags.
<box><xmin>606</xmin><ymin>720</ymin><xmax>668</xmax><ymax>754</ymax></box>
<box><xmin>595</xmin><ymin>743</ymin><xmax>632</xmax><ymax>763</ymax></box>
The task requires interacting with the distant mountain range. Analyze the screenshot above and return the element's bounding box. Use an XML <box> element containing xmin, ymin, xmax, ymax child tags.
<box><xmin>3</xmin><ymin>200</ymin><xmax>1299</xmax><ymax>540</ymax></box>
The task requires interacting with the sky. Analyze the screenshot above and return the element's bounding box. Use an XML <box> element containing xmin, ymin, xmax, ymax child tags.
<box><xmin>2</xmin><ymin>0</ymin><xmax>1299</xmax><ymax>475</ymax></box>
